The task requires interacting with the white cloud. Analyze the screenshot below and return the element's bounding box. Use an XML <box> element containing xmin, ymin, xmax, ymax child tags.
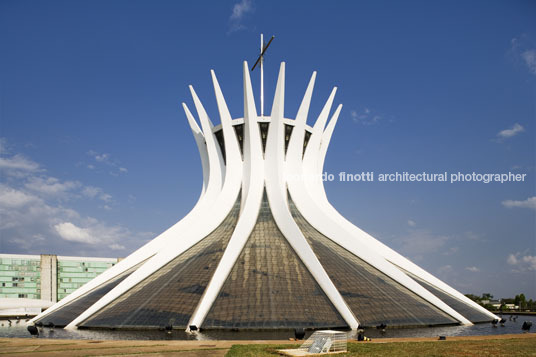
<box><xmin>0</xmin><ymin>145</ymin><xmax>137</xmax><ymax>255</ymax></box>
<box><xmin>521</xmin><ymin>49</ymin><xmax>536</xmax><ymax>75</ymax></box>
<box><xmin>397</xmin><ymin>229</ymin><xmax>450</xmax><ymax>261</ymax></box>
<box><xmin>94</xmin><ymin>153</ymin><xmax>110</xmax><ymax>163</ymax></box>
<box><xmin>53</xmin><ymin>220</ymin><xmax>128</xmax><ymax>250</ymax></box>
<box><xmin>109</xmin><ymin>243</ymin><xmax>125</xmax><ymax>250</ymax></box>
<box><xmin>82</xmin><ymin>186</ymin><xmax>100</xmax><ymax>198</ymax></box>
<box><xmin>407</xmin><ymin>219</ymin><xmax>416</xmax><ymax>227</ymax></box>
<box><xmin>435</xmin><ymin>265</ymin><xmax>458</xmax><ymax>283</ymax></box>
<box><xmin>524</xmin><ymin>256</ymin><xmax>536</xmax><ymax>270</ymax></box>
<box><xmin>497</xmin><ymin>123</ymin><xmax>525</xmax><ymax>140</ymax></box>
<box><xmin>230</xmin><ymin>0</ymin><xmax>253</xmax><ymax>20</ymax></box>
<box><xmin>351</xmin><ymin>107</ymin><xmax>382</xmax><ymax>125</ymax></box>
<box><xmin>0</xmin><ymin>183</ymin><xmax>80</xmax><ymax>239</ymax></box>
<box><xmin>502</xmin><ymin>196</ymin><xmax>536</xmax><ymax>210</ymax></box>
<box><xmin>228</xmin><ymin>0</ymin><xmax>254</xmax><ymax>33</ymax></box>
<box><xmin>0</xmin><ymin>138</ymin><xmax>7</xmax><ymax>154</ymax></box>
<box><xmin>1</xmin><ymin>186</ymin><xmax>130</xmax><ymax>254</ymax></box>
<box><xmin>510</xmin><ymin>36</ymin><xmax>536</xmax><ymax>76</ymax></box>
<box><xmin>25</xmin><ymin>176</ymin><xmax>80</xmax><ymax>198</ymax></box>
<box><xmin>0</xmin><ymin>184</ymin><xmax>41</xmax><ymax>209</ymax></box>
<box><xmin>507</xmin><ymin>252</ymin><xmax>536</xmax><ymax>271</ymax></box>
<box><xmin>54</xmin><ymin>222</ymin><xmax>96</xmax><ymax>244</ymax></box>
<box><xmin>465</xmin><ymin>266</ymin><xmax>480</xmax><ymax>272</ymax></box>
<box><xmin>437</xmin><ymin>265</ymin><xmax>453</xmax><ymax>278</ymax></box>
<box><xmin>87</xmin><ymin>150</ymin><xmax>127</xmax><ymax>176</ymax></box>
<box><xmin>0</xmin><ymin>154</ymin><xmax>41</xmax><ymax>175</ymax></box>
<box><xmin>99</xmin><ymin>193</ymin><xmax>113</xmax><ymax>202</ymax></box>
<box><xmin>82</xmin><ymin>186</ymin><xmax>113</xmax><ymax>203</ymax></box>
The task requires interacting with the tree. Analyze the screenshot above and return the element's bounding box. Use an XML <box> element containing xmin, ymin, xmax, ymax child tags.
<box><xmin>482</xmin><ymin>293</ymin><xmax>493</xmax><ymax>300</ymax></box>
<box><xmin>514</xmin><ymin>293</ymin><xmax>526</xmax><ymax>310</ymax></box>
<box><xmin>528</xmin><ymin>299</ymin><xmax>534</xmax><ymax>311</ymax></box>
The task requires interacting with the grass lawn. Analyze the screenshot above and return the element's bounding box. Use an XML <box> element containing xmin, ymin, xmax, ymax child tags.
<box><xmin>226</xmin><ymin>337</ymin><xmax>536</xmax><ymax>356</ymax></box>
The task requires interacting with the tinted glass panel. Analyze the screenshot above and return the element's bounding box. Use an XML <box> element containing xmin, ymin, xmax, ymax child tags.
<box><xmin>400</xmin><ymin>269</ymin><xmax>493</xmax><ymax>323</ymax></box>
<box><xmin>204</xmin><ymin>190</ymin><xmax>347</xmax><ymax>329</ymax></box>
<box><xmin>214</xmin><ymin>129</ymin><xmax>226</xmax><ymax>164</ymax></box>
<box><xmin>80</xmin><ymin>196</ymin><xmax>241</xmax><ymax>329</ymax></box>
<box><xmin>284</xmin><ymin>124</ymin><xmax>294</xmax><ymax>155</ymax></box>
<box><xmin>303</xmin><ymin>130</ymin><xmax>312</xmax><ymax>157</ymax></box>
<box><xmin>233</xmin><ymin>124</ymin><xmax>244</xmax><ymax>158</ymax></box>
<box><xmin>35</xmin><ymin>262</ymin><xmax>145</xmax><ymax>327</ymax></box>
<box><xmin>288</xmin><ymin>198</ymin><xmax>459</xmax><ymax>328</ymax></box>
<box><xmin>259</xmin><ymin>122</ymin><xmax>269</xmax><ymax>154</ymax></box>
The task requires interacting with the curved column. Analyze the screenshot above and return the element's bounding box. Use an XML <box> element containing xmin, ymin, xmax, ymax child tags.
<box><xmin>189</xmin><ymin>86</ymin><xmax>225</xmax><ymax>193</ymax></box>
<box><xmin>265</xmin><ymin>63</ymin><xmax>359</xmax><ymax>329</ymax></box>
<box><xmin>285</xmin><ymin>72</ymin><xmax>315</xmax><ymax>163</ymax></box>
<box><xmin>316</xmin><ymin>104</ymin><xmax>341</xmax><ymax>203</ymax></box>
<box><xmin>302</xmin><ymin>87</ymin><xmax>336</xmax><ymax>207</ymax></box>
<box><xmin>313</xmin><ymin>196</ymin><xmax>495</xmax><ymax>320</ymax></box>
<box><xmin>287</xmin><ymin>90</ymin><xmax>472</xmax><ymax>325</ymax></box>
<box><xmin>186</xmin><ymin>61</ymin><xmax>265</xmax><ymax>330</ymax></box>
<box><xmin>211</xmin><ymin>70</ymin><xmax>242</xmax><ymax>186</ymax></box>
<box><xmin>66</xmin><ymin>78</ymin><xmax>243</xmax><ymax>329</ymax></box>
<box><xmin>309</xmin><ymin>113</ymin><xmax>496</xmax><ymax>322</ymax></box>
<box><xmin>184</xmin><ymin>104</ymin><xmax>210</xmax><ymax>196</ymax></box>
<box><xmin>31</xmin><ymin>108</ymin><xmax>215</xmax><ymax>325</ymax></box>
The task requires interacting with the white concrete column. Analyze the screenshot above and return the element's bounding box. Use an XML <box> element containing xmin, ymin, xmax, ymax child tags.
<box><xmin>40</xmin><ymin>254</ymin><xmax>57</xmax><ymax>303</ymax></box>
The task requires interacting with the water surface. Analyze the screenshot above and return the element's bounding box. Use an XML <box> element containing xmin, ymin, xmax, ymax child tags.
<box><xmin>1</xmin><ymin>314</ymin><xmax>534</xmax><ymax>341</ymax></box>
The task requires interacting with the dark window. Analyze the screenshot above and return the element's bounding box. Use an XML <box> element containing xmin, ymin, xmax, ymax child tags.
<box><xmin>233</xmin><ymin>124</ymin><xmax>244</xmax><ymax>158</ymax></box>
<box><xmin>214</xmin><ymin>129</ymin><xmax>226</xmax><ymax>164</ymax></box>
<box><xmin>284</xmin><ymin>124</ymin><xmax>294</xmax><ymax>155</ymax></box>
<box><xmin>258</xmin><ymin>122</ymin><xmax>269</xmax><ymax>153</ymax></box>
<box><xmin>303</xmin><ymin>130</ymin><xmax>312</xmax><ymax>157</ymax></box>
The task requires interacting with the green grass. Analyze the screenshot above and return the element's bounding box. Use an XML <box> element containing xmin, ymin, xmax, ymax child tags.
<box><xmin>225</xmin><ymin>338</ymin><xmax>536</xmax><ymax>356</ymax></box>
<box><xmin>226</xmin><ymin>344</ymin><xmax>299</xmax><ymax>357</ymax></box>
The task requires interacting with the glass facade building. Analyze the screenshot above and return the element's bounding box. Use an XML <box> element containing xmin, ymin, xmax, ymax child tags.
<box><xmin>0</xmin><ymin>255</ymin><xmax>41</xmax><ymax>299</ymax></box>
<box><xmin>57</xmin><ymin>258</ymin><xmax>118</xmax><ymax>301</ymax></box>
<box><xmin>0</xmin><ymin>254</ymin><xmax>118</xmax><ymax>302</ymax></box>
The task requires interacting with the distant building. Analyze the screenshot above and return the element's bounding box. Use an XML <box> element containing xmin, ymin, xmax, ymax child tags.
<box><xmin>486</xmin><ymin>300</ymin><xmax>502</xmax><ymax>309</ymax></box>
<box><xmin>0</xmin><ymin>253</ymin><xmax>119</xmax><ymax>303</ymax></box>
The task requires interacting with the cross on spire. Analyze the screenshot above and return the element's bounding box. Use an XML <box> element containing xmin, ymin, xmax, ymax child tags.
<box><xmin>251</xmin><ymin>34</ymin><xmax>274</xmax><ymax>117</ymax></box>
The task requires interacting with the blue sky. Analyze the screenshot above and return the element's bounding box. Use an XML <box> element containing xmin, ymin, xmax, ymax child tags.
<box><xmin>0</xmin><ymin>0</ymin><xmax>534</xmax><ymax>299</ymax></box>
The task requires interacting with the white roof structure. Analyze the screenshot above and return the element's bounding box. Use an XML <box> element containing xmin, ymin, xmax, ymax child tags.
<box><xmin>1</xmin><ymin>298</ymin><xmax>54</xmax><ymax>317</ymax></box>
<box><xmin>31</xmin><ymin>61</ymin><xmax>498</xmax><ymax>331</ymax></box>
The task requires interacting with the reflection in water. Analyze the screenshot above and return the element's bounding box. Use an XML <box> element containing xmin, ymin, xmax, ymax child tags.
<box><xmin>0</xmin><ymin>314</ymin><xmax>534</xmax><ymax>341</ymax></box>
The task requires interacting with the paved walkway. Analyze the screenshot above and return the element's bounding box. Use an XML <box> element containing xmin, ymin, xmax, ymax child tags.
<box><xmin>0</xmin><ymin>333</ymin><xmax>533</xmax><ymax>356</ymax></box>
